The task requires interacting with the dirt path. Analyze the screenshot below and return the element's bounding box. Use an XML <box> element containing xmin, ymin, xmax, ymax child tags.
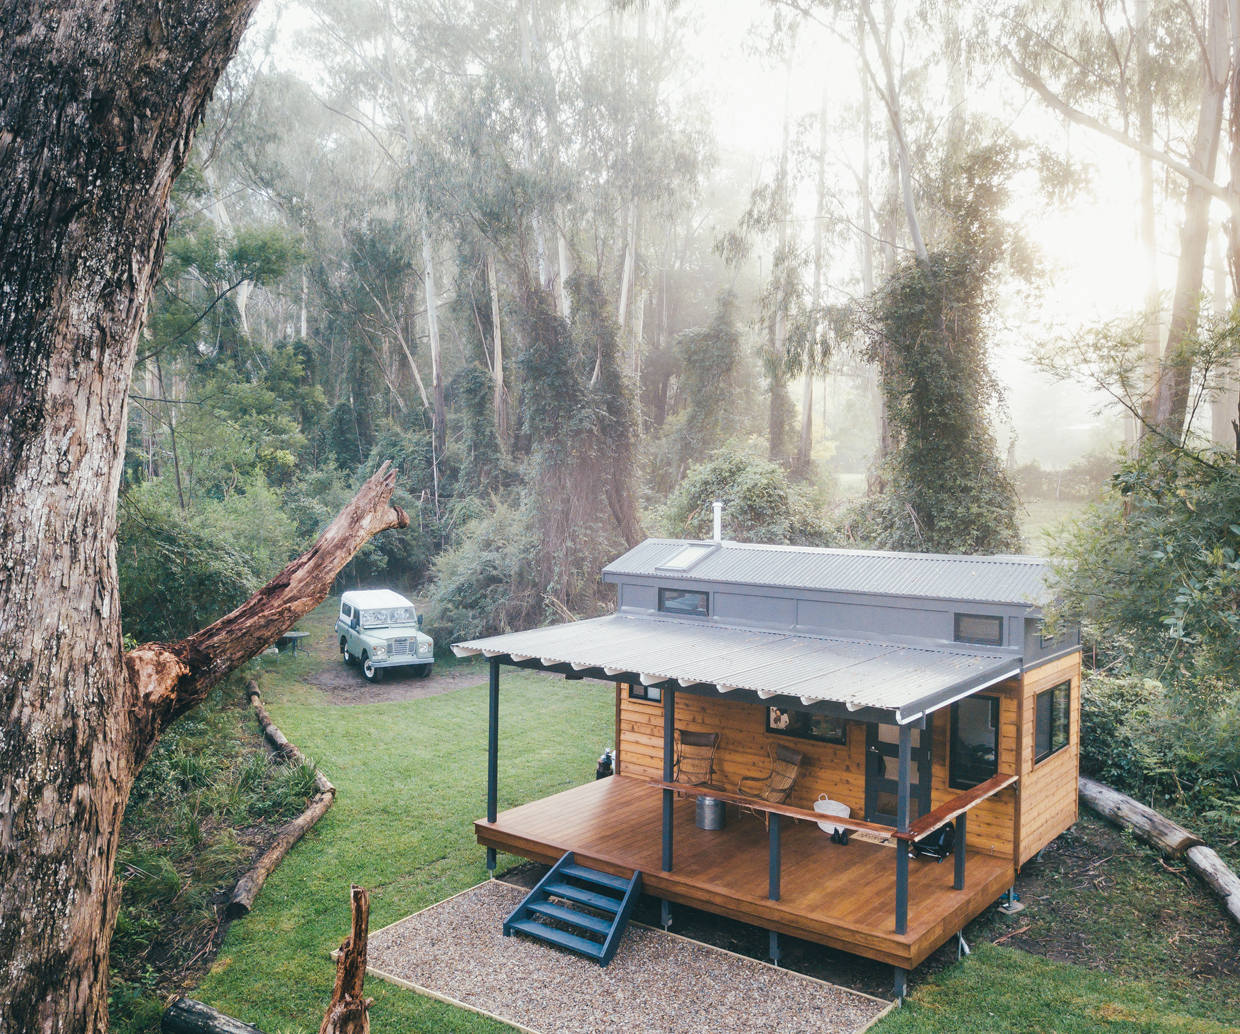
<box><xmin>283</xmin><ymin>618</ymin><xmax>492</xmax><ymax>704</ymax></box>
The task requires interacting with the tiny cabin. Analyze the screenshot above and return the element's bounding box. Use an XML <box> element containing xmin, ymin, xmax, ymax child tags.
<box><xmin>453</xmin><ymin>537</ymin><xmax>1081</xmax><ymax>992</ymax></box>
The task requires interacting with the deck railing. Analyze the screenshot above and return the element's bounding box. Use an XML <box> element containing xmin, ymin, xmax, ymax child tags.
<box><xmin>647</xmin><ymin>772</ymin><xmax>1018</xmax><ymax>936</ymax></box>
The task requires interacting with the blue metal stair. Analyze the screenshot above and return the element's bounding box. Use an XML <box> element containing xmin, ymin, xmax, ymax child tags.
<box><xmin>502</xmin><ymin>852</ymin><xmax>641</xmax><ymax>965</ymax></box>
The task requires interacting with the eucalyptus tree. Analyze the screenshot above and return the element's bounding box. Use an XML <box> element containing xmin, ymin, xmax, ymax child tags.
<box><xmin>1005</xmin><ymin>0</ymin><xmax>1232</xmax><ymax>444</ymax></box>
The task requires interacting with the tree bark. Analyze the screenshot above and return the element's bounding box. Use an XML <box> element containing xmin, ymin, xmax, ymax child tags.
<box><xmin>227</xmin><ymin>792</ymin><xmax>335</xmax><ymax>920</ymax></box>
<box><xmin>1078</xmin><ymin>776</ymin><xmax>1204</xmax><ymax>856</ymax></box>
<box><xmin>799</xmin><ymin>74</ymin><xmax>831</xmax><ymax>473</ymax></box>
<box><xmin>320</xmin><ymin>886</ymin><xmax>373</xmax><ymax>1034</ymax></box>
<box><xmin>1136</xmin><ymin>0</ymin><xmax>1162</xmax><ymax>443</ymax></box>
<box><xmin>162</xmin><ymin>998</ymin><xmax>267</xmax><ymax>1034</ymax></box>
<box><xmin>487</xmin><ymin>250</ymin><xmax>508</xmax><ymax>443</ymax></box>
<box><xmin>0</xmin><ymin>3</ymin><xmax>278</xmax><ymax>1030</ymax></box>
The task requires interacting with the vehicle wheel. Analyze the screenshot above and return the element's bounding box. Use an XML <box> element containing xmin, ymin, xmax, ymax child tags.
<box><xmin>362</xmin><ymin>654</ymin><xmax>382</xmax><ymax>682</ymax></box>
<box><xmin>340</xmin><ymin>637</ymin><xmax>354</xmax><ymax>664</ymax></box>
<box><xmin>418</xmin><ymin>664</ymin><xmax>434</xmax><ymax>679</ymax></box>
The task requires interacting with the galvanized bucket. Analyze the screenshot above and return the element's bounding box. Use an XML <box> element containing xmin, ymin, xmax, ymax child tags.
<box><xmin>695</xmin><ymin>795</ymin><xmax>726</xmax><ymax>830</ymax></box>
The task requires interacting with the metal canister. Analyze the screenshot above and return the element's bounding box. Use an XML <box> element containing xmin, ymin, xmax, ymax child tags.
<box><xmin>695</xmin><ymin>795</ymin><xmax>726</xmax><ymax>830</ymax></box>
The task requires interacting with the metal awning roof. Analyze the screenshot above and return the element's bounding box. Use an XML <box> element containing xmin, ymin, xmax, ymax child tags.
<box><xmin>453</xmin><ymin>614</ymin><xmax>1020</xmax><ymax>724</ymax></box>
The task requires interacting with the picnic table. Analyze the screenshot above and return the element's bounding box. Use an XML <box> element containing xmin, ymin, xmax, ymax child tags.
<box><xmin>279</xmin><ymin>630</ymin><xmax>311</xmax><ymax>657</ymax></box>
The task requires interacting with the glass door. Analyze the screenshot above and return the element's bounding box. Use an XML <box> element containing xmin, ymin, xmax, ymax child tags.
<box><xmin>865</xmin><ymin>722</ymin><xmax>933</xmax><ymax>826</ymax></box>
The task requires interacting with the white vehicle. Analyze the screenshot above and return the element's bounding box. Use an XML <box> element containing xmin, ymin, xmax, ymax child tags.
<box><xmin>334</xmin><ymin>589</ymin><xmax>434</xmax><ymax>683</ymax></box>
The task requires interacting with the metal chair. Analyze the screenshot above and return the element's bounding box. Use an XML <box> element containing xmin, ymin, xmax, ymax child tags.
<box><xmin>736</xmin><ymin>743</ymin><xmax>803</xmax><ymax>829</ymax></box>
<box><xmin>674</xmin><ymin>730</ymin><xmax>721</xmax><ymax>792</ymax></box>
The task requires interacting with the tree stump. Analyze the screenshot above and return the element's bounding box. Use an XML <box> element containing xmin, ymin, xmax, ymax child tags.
<box><xmin>320</xmin><ymin>886</ymin><xmax>373</xmax><ymax>1034</ymax></box>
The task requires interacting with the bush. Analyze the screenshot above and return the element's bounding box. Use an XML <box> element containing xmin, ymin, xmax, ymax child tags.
<box><xmin>659</xmin><ymin>454</ymin><xmax>832</xmax><ymax>546</ymax></box>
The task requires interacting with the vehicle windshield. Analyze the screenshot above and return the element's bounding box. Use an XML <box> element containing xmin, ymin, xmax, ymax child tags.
<box><xmin>360</xmin><ymin>607</ymin><xmax>417</xmax><ymax>628</ymax></box>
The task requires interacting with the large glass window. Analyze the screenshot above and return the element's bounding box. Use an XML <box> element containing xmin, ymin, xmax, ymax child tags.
<box><xmin>1035</xmin><ymin>681</ymin><xmax>1071</xmax><ymax>763</ymax></box>
<box><xmin>658</xmin><ymin>587</ymin><xmax>709</xmax><ymax>617</ymax></box>
<box><xmin>955</xmin><ymin>613</ymin><xmax>1003</xmax><ymax>646</ymax></box>
<box><xmin>950</xmin><ymin>695</ymin><xmax>1000</xmax><ymax>790</ymax></box>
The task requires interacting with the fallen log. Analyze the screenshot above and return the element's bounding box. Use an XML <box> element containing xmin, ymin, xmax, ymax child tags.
<box><xmin>1186</xmin><ymin>845</ymin><xmax>1240</xmax><ymax>926</ymax></box>
<box><xmin>162</xmin><ymin>998</ymin><xmax>266</xmax><ymax>1034</ymax></box>
<box><xmin>1080</xmin><ymin>776</ymin><xmax>1238</xmax><ymax>927</ymax></box>
<box><xmin>248</xmin><ymin>680</ymin><xmax>334</xmax><ymax>795</ymax></box>
<box><xmin>320</xmin><ymin>885</ymin><xmax>373</xmax><ymax>1034</ymax></box>
<box><xmin>1078</xmin><ymin>776</ymin><xmax>1203</xmax><ymax>856</ymax></box>
<box><xmin>225</xmin><ymin>685</ymin><xmax>337</xmax><ymax>918</ymax></box>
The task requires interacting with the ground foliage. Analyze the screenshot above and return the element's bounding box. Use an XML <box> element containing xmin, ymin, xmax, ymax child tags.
<box><xmin>109</xmin><ymin>673</ymin><xmax>319</xmax><ymax>1034</ymax></box>
<box><xmin>1049</xmin><ymin>443</ymin><xmax>1240</xmax><ymax>850</ymax></box>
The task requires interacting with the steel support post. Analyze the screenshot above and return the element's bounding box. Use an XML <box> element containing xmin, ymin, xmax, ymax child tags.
<box><xmin>894</xmin><ymin>722</ymin><xmax>911</xmax><ymax>935</ymax></box>
<box><xmin>769</xmin><ymin>930</ymin><xmax>781</xmax><ymax>966</ymax></box>
<box><xmin>954</xmin><ymin>810</ymin><xmax>967</xmax><ymax>890</ymax></box>
<box><xmin>893</xmin><ymin>966</ymin><xmax>908</xmax><ymax>1000</ymax></box>
<box><xmin>768</xmin><ymin>812</ymin><xmax>781</xmax><ymax>901</ymax></box>
<box><xmin>486</xmin><ymin>657</ymin><xmax>499</xmax><ymax>872</ymax></box>
<box><xmin>662</xmin><ymin>683</ymin><xmax>675</xmax><ymax>873</ymax></box>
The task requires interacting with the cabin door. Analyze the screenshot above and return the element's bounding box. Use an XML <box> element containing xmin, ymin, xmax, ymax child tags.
<box><xmin>864</xmin><ymin>722</ymin><xmax>933</xmax><ymax>826</ymax></box>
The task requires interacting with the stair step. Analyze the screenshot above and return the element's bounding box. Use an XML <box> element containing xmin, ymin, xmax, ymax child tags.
<box><xmin>509</xmin><ymin>918</ymin><xmax>604</xmax><ymax>958</ymax></box>
<box><xmin>544</xmin><ymin>881</ymin><xmax>622</xmax><ymax>913</ymax></box>
<box><xmin>560</xmin><ymin>863</ymin><xmax>632</xmax><ymax>893</ymax></box>
<box><xmin>526</xmin><ymin>900</ymin><xmax>614</xmax><ymax>935</ymax></box>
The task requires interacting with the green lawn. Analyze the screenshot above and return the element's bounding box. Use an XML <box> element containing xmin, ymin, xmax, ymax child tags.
<box><xmin>195</xmin><ymin>601</ymin><xmax>1237</xmax><ymax>1034</ymax></box>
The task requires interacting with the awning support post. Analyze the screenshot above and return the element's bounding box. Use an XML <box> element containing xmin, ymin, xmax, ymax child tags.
<box><xmin>894</xmin><ymin>722</ymin><xmax>911</xmax><ymax>935</ymax></box>
<box><xmin>662</xmin><ymin>684</ymin><xmax>675</xmax><ymax>873</ymax></box>
<box><xmin>486</xmin><ymin>657</ymin><xmax>499</xmax><ymax>873</ymax></box>
<box><xmin>893</xmin><ymin>966</ymin><xmax>908</xmax><ymax>1000</ymax></box>
<box><xmin>768</xmin><ymin>812</ymin><xmax>781</xmax><ymax>901</ymax></box>
<box><xmin>954</xmin><ymin>810</ymin><xmax>967</xmax><ymax>890</ymax></box>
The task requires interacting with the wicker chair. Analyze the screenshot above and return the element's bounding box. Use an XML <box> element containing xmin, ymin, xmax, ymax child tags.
<box><xmin>674</xmin><ymin>730</ymin><xmax>721</xmax><ymax>792</ymax></box>
<box><xmin>736</xmin><ymin>743</ymin><xmax>803</xmax><ymax>828</ymax></box>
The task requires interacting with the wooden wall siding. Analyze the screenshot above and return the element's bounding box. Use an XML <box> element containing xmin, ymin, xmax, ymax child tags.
<box><xmin>1015</xmin><ymin>652</ymin><xmax>1083</xmax><ymax>867</ymax></box>
<box><xmin>616</xmin><ymin>682</ymin><xmax>1019</xmax><ymax>858</ymax></box>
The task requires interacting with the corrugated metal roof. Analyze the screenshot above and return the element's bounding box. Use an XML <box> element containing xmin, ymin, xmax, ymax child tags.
<box><xmin>454</xmin><ymin>614</ymin><xmax>1019</xmax><ymax>723</ymax></box>
<box><xmin>603</xmin><ymin>539</ymin><xmax>1051</xmax><ymax>606</ymax></box>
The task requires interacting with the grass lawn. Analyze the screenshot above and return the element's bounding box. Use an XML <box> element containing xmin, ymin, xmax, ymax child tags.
<box><xmin>194</xmin><ymin>601</ymin><xmax>1238</xmax><ymax>1034</ymax></box>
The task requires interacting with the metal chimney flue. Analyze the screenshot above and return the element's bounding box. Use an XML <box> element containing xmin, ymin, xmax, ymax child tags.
<box><xmin>712</xmin><ymin>500</ymin><xmax>723</xmax><ymax>542</ymax></box>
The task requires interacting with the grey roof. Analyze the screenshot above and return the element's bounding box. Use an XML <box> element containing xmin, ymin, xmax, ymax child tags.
<box><xmin>453</xmin><ymin>614</ymin><xmax>1020</xmax><ymax>723</ymax></box>
<box><xmin>604</xmin><ymin>539</ymin><xmax>1052</xmax><ymax>607</ymax></box>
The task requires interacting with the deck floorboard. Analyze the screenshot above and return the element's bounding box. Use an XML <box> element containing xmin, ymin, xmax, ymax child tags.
<box><xmin>477</xmin><ymin>775</ymin><xmax>1013</xmax><ymax>968</ymax></box>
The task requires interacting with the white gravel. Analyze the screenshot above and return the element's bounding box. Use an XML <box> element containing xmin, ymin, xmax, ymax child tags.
<box><xmin>367</xmin><ymin>881</ymin><xmax>892</xmax><ymax>1034</ymax></box>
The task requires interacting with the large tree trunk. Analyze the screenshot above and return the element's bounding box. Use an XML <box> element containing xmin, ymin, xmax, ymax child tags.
<box><xmin>1154</xmin><ymin>0</ymin><xmax>1228</xmax><ymax>440</ymax></box>
<box><xmin>0</xmin><ymin>14</ymin><xmax>410</xmax><ymax>1015</ymax></box>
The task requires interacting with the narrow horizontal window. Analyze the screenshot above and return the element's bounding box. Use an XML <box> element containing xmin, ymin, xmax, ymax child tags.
<box><xmin>955</xmin><ymin>613</ymin><xmax>1003</xmax><ymax>646</ymax></box>
<box><xmin>658</xmin><ymin>587</ymin><xmax>709</xmax><ymax>617</ymax></box>
<box><xmin>1034</xmin><ymin>680</ymin><xmax>1071</xmax><ymax>763</ymax></box>
<box><xmin>627</xmin><ymin>682</ymin><xmax>662</xmax><ymax>703</ymax></box>
<box><xmin>766</xmin><ymin>706</ymin><xmax>846</xmax><ymax>745</ymax></box>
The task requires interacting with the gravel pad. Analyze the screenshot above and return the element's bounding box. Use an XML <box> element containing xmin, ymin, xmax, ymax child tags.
<box><xmin>367</xmin><ymin>881</ymin><xmax>891</xmax><ymax>1034</ymax></box>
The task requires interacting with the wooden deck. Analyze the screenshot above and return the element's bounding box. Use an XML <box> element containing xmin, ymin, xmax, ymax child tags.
<box><xmin>476</xmin><ymin>775</ymin><xmax>1014</xmax><ymax>969</ymax></box>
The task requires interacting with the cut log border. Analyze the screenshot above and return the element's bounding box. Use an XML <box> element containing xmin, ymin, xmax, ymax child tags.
<box><xmin>225</xmin><ymin>682</ymin><xmax>337</xmax><ymax>919</ymax></box>
<box><xmin>1080</xmin><ymin>775</ymin><xmax>1240</xmax><ymax>926</ymax></box>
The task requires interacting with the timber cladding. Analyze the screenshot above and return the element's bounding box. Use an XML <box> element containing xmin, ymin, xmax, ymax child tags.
<box><xmin>616</xmin><ymin>681</ymin><xmax>1022</xmax><ymax>859</ymax></box>
<box><xmin>1015</xmin><ymin>652</ymin><xmax>1083</xmax><ymax>867</ymax></box>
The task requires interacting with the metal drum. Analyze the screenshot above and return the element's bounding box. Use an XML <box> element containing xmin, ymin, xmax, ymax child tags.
<box><xmin>695</xmin><ymin>795</ymin><xmax>726</xmax><ymax>830</ymax></box>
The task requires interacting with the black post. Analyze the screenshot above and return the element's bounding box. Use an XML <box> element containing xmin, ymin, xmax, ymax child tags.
<box><xmin>486</xmin><ymin>657</ymin><xmax>499</xmax><ymax>872</ymax></box>
<box><xmin>768</xmin><ymin>812</ymin><xmax>781</xmax><ymax>901</ymax></box>
<box><xmin>893</xmin><ymin>966</ymin><xmax>908</xmax><ymax>999</ymax></box>
<box><xmin>894</xmin><ymin>723</ymin><xmax>911</xmax><ymax>935</ymax></box>
<box><xmin>954</xmin><ymin>811</ymin><xmax>967</xmax><ymax>891</ymax></box>
<box><xmin>662</xmin><ymin>683</ymin><xmax>675</xmax><ymax>874</ymax></box>
<box><xmin>769</xmin><ymin>930</ymin><xmax>781</xmax><ymax>966</ymax></box>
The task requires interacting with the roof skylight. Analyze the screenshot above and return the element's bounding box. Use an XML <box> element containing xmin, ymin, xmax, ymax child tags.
<box><xmin>657</xmin><ymin>543</ymin><xmax>715</xmax><ymax>572</ymax></box>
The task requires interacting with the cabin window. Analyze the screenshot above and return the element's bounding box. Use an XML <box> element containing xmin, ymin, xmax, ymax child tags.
<box><xmin>657</xmin><ymin>543</ymin><xmax>715</xmax><ymax>571</ymax></box>
<box><xmin>627</xmin><ymin>683</ymin><xmax>662</xmax><ymax>703</ymax></box>
<box><xmin>341</xmin><ymin>604</ymin><xmax>352</xmax><ymax>618</ymax></box>
<box><xmin>1035</xmin><ymin>681</ymin><xmax>1071</xmax><ymax>763</ymax></box>
<box><xmin>955</xmin><ymin>613</ymin><xmax>1003</xmax><ymax>646</ymax></box>
<box><xmin>949</xmin><ymin>695</ymin><xmax>1000</xmax><ymax>790</ymax></box>
<box><xmin>766</xmin><ymin>706</ymin><xmax>846</xmax><ymax>745</ymax></box>
<box><xmin>658</xmin><ymin>587</ymin><xmax>709</xmax><ymax>617</ymax></box>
